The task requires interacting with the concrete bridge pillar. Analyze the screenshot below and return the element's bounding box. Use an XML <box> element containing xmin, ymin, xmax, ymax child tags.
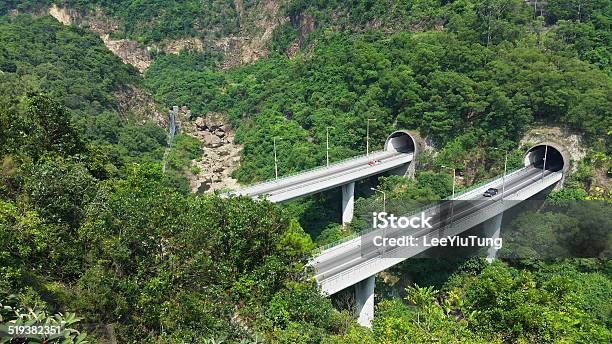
<box><xmin>484</xmin><ymin>212</ymin><xmax>502</xmax><ymax>263</ymax></box>
<box><xmin>342</xmin><ymin>182</ymin><xmax>355</xmax><ymax>225</ymax></box>
<box><xmin>355</xmin><ymin>275</ymin><xmax>375</xmax><ymax>327</ymax></box>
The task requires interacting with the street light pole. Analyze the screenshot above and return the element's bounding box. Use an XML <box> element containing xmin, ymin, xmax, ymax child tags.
<box><xmin>442</xmin><ymin>165</ymin><xmax>456</xmax><ymax>199</ymax></box>
<box><xmin>502</xmin><ymin>151</ymin><xmax>507</xmax><ymax>200</ymax></box>
<box><xmin>371</xmin><ymin>187</ymin><xmax>387</xmax><ymax>257</ymax></box>
<box><xmin>451</xmin><ymin>168</ymin><xmax>455</xmax><ymax>200</ymax></box>
<box><xmin>442</xmin><ymin>165</ymin><xmax>456</xmax><ymax>229</ymax></box>
<box><xmin>366</xmin><ymin>118</ymin><xmax>376</xmax><ymax>156</ymax></box>
<box><xmin>541</xmin><ymin>144</ymin><xmax>548</xmax><ymax>181</ymax></box>
<box><xmin>274</xmin><ymin>137</ymin><xmax>281</xmax><ymax>180</ymax></box>
<box><xmin>326</xmin><ymin>126</ymin><xmax>334</xmax><ymax>167</ymax></box>
<box><xmin>493</xmin><ymin>147</ymin><xmax>508</xmax><ymax>201</ymax></box>
<box><xmin>371</xmin><ymin>187</ymin><xmax>386</xmax><ymax>213</ymax></box>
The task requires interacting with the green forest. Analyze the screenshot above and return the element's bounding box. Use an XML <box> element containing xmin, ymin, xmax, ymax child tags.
<box><xmin>1</xmin><ymin>0</ymin><xmax>611</xmax><ymax>343</ymax></box>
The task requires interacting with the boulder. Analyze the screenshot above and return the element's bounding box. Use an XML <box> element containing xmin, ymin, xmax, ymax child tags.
<box><xmin>200</xmin><ymin>175</ymin><xmax>213</xmax><ymax>184</ymax></box>
<box><xmin>205</xmin><ymin>112</ymin><xmax>225</xmax><ymax>130</ymax></box>
<box><xmin>202</xmin><ymin>131</ymin><xmax>222</xmax><ymax>148</ymax></box>
<box><xmin>198</xmin><ymin>182</ymin><xmax>211</xmax><ymax>193</ymax></box>
<box><xmin>195</xmin><ymin>117</ymin><xmax>206</xmax><ymax>130</ymax></box>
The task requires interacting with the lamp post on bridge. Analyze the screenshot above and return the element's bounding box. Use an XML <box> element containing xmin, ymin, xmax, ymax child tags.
<box><xmin>371</xmin><ymin>187</ymin><xmax>387</xmax><ymax>257</ymax></box>
<box><xmin>366</xmin><ymin>118</ymin><xmax>376</xmax><ymax>157</ymax></box>
<box><xmin>371</xmin><ymin>187</ymin><xmax>386</xmax><ymax>213</ymax></box>
<box><xmin>492</xmin><ymin>147</ymin><xmax>508</xmax><ymax>201</ymax></box>
<box><xmin>533</xmin><ymin>132</ymin><xmax>548</xmax><ymax>182</ymax></box>
<box><xmin>326</xmin><ymin>126</ymin><xmax>334</xmax><ymax>167</ymax></box>
<box><xmin>441</xmin><ymin>165</ymin><xmax>456</xmax><ymax>200</ymax></box>
<box><xmin>441</xmin><ymin>165</ymin><xmax>456</xmax><ymax>229</ymax></box>
<box><xmin>541</xmin><ymin>144</ymin><xmax>548</xmax><ymax>182</ymax></box>
<box><xmin>274</xmin><ymin>137</ymin><xmax>282</xmax><ymax>180</ymax></box>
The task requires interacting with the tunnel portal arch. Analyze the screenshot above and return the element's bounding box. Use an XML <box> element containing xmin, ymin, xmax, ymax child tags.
<box><xmin>383</xmin><ymin>130</ymin><xmax>420</xmax><ymax>178</ymax></box>
<box><xmin>523</xmin><ymin>142</ymin><xmax>569</xmax><ymax>173</ymax></box>
<box><xmin>385</xmin><ymin>130</ymin><xmax>418</xmax><ymax>155</ymax></box>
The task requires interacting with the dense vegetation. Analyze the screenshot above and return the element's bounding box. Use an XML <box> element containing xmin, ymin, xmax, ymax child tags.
<box><xmin>284</xmin><ymin>0</ymin><xmax>611</xmax><ymax>69</ymax></box>
<box><xmin>1</xmin><ymin>98</ymin><xmax>609</xmax><ymax>343</ymax></box>
<box><xmin>0</xmin><ymin>94</ymin><xmax>334</xmax><ymax>342</ymax></box>
<box><xmin>0</xmin><ymin>15</ymin><xmax>168</xmax><ymax>167</ymax></box>
<box><xmin>1</xmin><ymin>0</ymin><xmax>610</xmax><ymax>342</ymax></box>
<box><xmin>140</xmin><ymin>1</ymin><xmax>608</xmax><ymax>341</ymax></box>
<box><xmin>0</xmin><ymin>14</ymin><xmax>201</xmax><ymax>183</ymax></box>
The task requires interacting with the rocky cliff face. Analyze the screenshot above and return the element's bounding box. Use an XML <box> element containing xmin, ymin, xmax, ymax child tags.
<box><xmin>47</xmin><ymin>4</ymin><xmax>153</xmax><ymax>72</ymax></box>
<box><xmin>46</xmin><ymin>1</ymin><xmax>288</xmax><ymax>72</ymax></box>
<box><xmin>48</xmin><ymin>4</ymin><xmax>72</xmax><ymax>25</ymax></box>
<box><xmin>220</xmin><ymin>0</ymin><xmax>288</xmax><ymax>68</ymax></box>
<box><xmin>101</xmin><ymin>35</ymin><xmax>152</xmax><ymax>73</ymax></box>
<box><xmin>45</xmin><ymin>3</ymin><xmax>248</xmax><ymax>190</ymax></box>
<box><xmin>114</xmin><ymin>86</ymin><xmax>166</xmax><ymax>125</ymax></box>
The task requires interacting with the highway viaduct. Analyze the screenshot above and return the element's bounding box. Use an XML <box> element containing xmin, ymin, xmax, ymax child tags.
<box><xmin>230</xmin><ymin>130</ymin><xmax>421</xmax><ymax>224</ymax></box>
<box><xmin>230</xmin><ymin>132</ymin><xmax>568</xmax><ymax>327</ymax></box>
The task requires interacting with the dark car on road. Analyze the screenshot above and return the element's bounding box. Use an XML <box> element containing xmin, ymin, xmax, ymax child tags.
<box><xmin>483</xmin><ymin>188</ymin><xmax>499</xmax><ymax>197</ymax></box>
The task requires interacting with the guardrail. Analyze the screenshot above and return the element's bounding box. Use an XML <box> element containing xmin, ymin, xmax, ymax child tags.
<box><xmin>451</xmin><ymin>166</ymin><xmax>528</xmax><ymax>200</ymax></box>
<box><xmin>318</xmin><ymin>171</ymin><xmax>563</xmax><ymax>288</ymax></box>
<box><xmin>230</xmin><ymin>150</ymin><xmax>391</xmax><ymax>193</ymax></box>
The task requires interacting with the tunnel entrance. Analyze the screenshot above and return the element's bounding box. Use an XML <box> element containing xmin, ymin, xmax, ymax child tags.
<box><xmin>524</xmin><ymin>144</ymin><xmax>565</xmax><ymax>172</ymax></box>
<box><xmin>385</xmin><ymin>131</ymin><xmax>417</xmax><ymax>154</ymax></box>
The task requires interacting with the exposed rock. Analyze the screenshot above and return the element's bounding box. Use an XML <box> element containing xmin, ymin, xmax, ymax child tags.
<box><xmin>195</xmin><ymin>117</ymin><xmax>206</xmax><ymax>130</ymax></box>
<box><xmin>79</xmin><ymin>6</ymin><xmax>121</xmax><ymax>34</ymax></box>
<box><xmin>218</xmin><ymin>0</ymin><xmax>289</xmax><ymax>69</ymax></box>
<box><xmin>101</xmin><ymin>34</ymin><xmax>152</xmax><ymax>73</ymax></box>
<box><xmin>202</xmin><ymin>131</ymin><xmax>222</xmax><ymax>148</ymax></box>
<box><xmin>295</xmin><ymin>13</ymin><xmax>315</xmax><ymax>45</ymax></box>
<box><xmin>205</xmin><ymin>112</ymin><xmax>226</xmax><ymax>130</ymax></box>
<box><xmin>287</xmin><ymin>41</ymin><xmax>300</xmax><ymax>59</ymax></box>
<box><xmin>185</xmin><ymin>111</ymin><xmax>242</xmax><ymax>193</ymax></box>
<box><xmin>48</xmin><ymin>4</ymin><xmax>73</xmax><ymax>25</ymax></box>
<box><xmin>214</xmin><ymin>129</ymin><xmax>226</xmax><ymax>138</ymax></box>
<box><xmin>163</xmin><ymin>106</ymin><xmax>241</xmax><ymax>192</ymax></box>
<box><xmin>47</xmin><ymin>5</ymin><xmax>152</xmax><ymax>72</ymax></box>
<box><xmin>163</xmin><ymin>38</ymin><xmax>206</xmax><ymax>54</ymax></box>
<box><xmin>44</xmin><ymin>1</ymin><xmax>287</xmax><ymax>72</ymax></box>
<box><xmin>114</xmin><ymin>86</ymin><xmax>165</xmax><ymax>125</ymax></box>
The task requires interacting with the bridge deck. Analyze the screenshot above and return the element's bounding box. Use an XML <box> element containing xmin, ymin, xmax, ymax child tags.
<box><xmin>231</xmin><ymin>150</ymin><xmax>414</xmax><ymax>202</ymax></box>
<box><xmin>312</xmin><ymin>165</ymin><xmax>563</xmax><ymax>294</ymax></box>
